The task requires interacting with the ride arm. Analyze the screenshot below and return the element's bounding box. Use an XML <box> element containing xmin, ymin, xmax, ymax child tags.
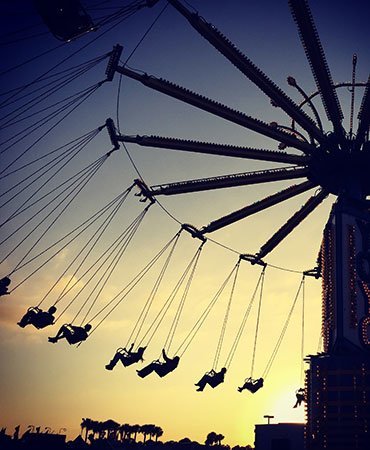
<box><xmin>167</xmin><ymin>0</ymin><xmax>325</xmax><ymax>145</ymax></box>
<box><xmin>256</xmin><ymin>188</ymin><xmax>328</xmax><ymax>259</ymax></box>
<box><xmin>116</xmin><ymin>66</ymin><xmax>315</xmax><ymax>154</ymax></box>
<box><xmin>202</xmin><ymin>180</ymin><xmax>316</xmax><ymax>233</ymax></box>
<box><xmin>355</xmin><ymin>75</ymin><xmax>370</xmax><ymax>151</ymax></box>
<box><xmin>118</xmin><ymin>134</ymin><xmax>309</xmax><ymax>165</ymax></box>
<box><xmin>150</xmin><ymin>167</ymin><xmax>308</xmax><ymax>196</ymax></box>
<box><xmin>289</xmin><ymin>0</ymin><xmax>345</xmax><ymax>143</ymax></box>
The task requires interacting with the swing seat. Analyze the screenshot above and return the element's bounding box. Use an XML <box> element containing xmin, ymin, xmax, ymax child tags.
<box><xmin>121</xmin><ymin>346</ymin><xmax>146</xmax><ymax>366</ymax></box>
<box><xmin>155</xmin><ymin>355</ymin><xmax>179</xmax><ymax>377</ymax></box>
<box><xmin>137</xmin><ymin>359</ymin><xmax>161</xmax><ymax>378</ymax></box>
<box><xmin>156</xmin><ymin>365</ymin><xmax>169</xmax><ymax>377</ymax></box>
<box><xmin>206</xmin><ymin>369</ymin><xmax>226</xmax><ymax>388</ymax></box>
<box><xmin>64</xmin><ymin>324</ymin><xmax>90</xmax><ymax>344</ymax></box>
<box><xmin>121</xmin><ymin>354</ymin><xmax>140</xmax><ymax>367</ymax></box>
<box><xmin>208</xmin><ymin>375</ymin><xmax>223</xmax><ymax>388</ymax></box>
<box><xmin>34</xmin><ymin>0</ymin><xmax>95</xmax><ymax>41</ymax></box>
<box><xmin>66</xmin><ymin>334</ymin><xmax>83</xmax><ymax>344</ymax></box>
<box><xmin>33</xmin><ymin>316</ymin><xmax>54</xmax><ymax>329</ymax></box>
<box><xmin>121</xmin><ymin>356</ymin><xmax>136</xmax><ymax>367</ymax></box>
<box><xmin>244</xmin><ymin>377</ymin><xmax>264</xmax><ymax>393</ymax></box>
<box><xmin>27</xmin><ymin>307</ymin><xmax>54</xmax><ymax>329</ymax></box>
<box><xmin>156</xmin><ymin>362</ymin><xmax>175</xmax><ymax>378</ymax></box>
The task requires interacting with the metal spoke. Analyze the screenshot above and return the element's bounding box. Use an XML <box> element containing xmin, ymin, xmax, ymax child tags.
<box><xmin>202</xmin><ymin>180</ymin><xmax>316</xmax><ymax>234</ymax></box>
<box><xmin>116</xmin><ymin>66</ymin><xmax>315</xmax><ymax>154</ymax></box>
<box><xmin>150</xmin><ymin>167</ymin><xmax>308</xmax><ymax>196</ymax></box>
<box><xmin>289</xmin><ymin>0</ymin><xmax>345</xmax><ymax>142</ymax></box>
<box><xmin>119</xmin><ymin>134</ymin><xmax>309</xmax><ymax>165</ymax></box>
<box><xmin>167</xmin><ymin>0</ymin><xmax>325</xmax><ymax>144</ymax></box>
<box><xmin>355</xmin><ymin>75</ymin><xmax>370</xmax><ymax>150</ymax></box>
<box><xmin>256</xmin><ymin>189</ymin><xmax>328</xmax><ymax>259</ymax></box>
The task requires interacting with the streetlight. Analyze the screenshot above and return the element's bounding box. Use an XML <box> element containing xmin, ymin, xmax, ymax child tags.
<box><xmin>263</xmin><ymin>415</ymin><xmax>274</xmax><ymax>424</ymax></box>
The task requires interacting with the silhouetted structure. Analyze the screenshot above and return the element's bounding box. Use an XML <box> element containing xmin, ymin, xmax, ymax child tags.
<box><xmin>306</xmin><ymin>353</ymin><xmax>370</xmax><ymax>450</ymax></box>
<box><xmin>254</xmin><ymin>423</ymin><xmax>304</xmax><ymax>450</ymax></box>
<box><xmin>305</xmin><ymin>202</ymin><xmax>370</xmax><ymax>449</ymax></box>
<box><xmin>33</xmin><ymin>0</ymin><xmax>95</xmax><ymax>42</ymax></box>
<box><xmin>110</xmin><ymin>1</ymin><xmax>370</xmax><ymax>444</ymax></box>
<box><xmin>0</xmin><ymin>422</ymin><xmax>252</xmax><ymax>450</ymax></box>
<box><xmin>4</xmin><ymin>0</ymin><xmax>370</xmax><ymax>447</ymax></box>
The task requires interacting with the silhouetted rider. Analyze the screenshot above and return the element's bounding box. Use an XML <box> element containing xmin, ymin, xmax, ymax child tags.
<box><xmin>18</xmin><ymin>306</ymin><xmax>56</xmax><ymax>329</ymax></box>
<box><xmin>0</xmin><ymin>277</ymin><xmax>11</xmax><ymax>296</ymax></box>
<box><xmin>293</xmin><ymin>388</ymin><xmax>305</xmax><ymax>408</ymax></box>
<box><xmin>48</xmin><ymin>323</ymin><xmax>91</xmax><ymax>345</ymax></box>
<box><xmin>195</xmin><ymin>367</ymin><xmax>227</xmax><ymax>391</ymax></box>
<box><xmin>137</xmin><ymin>349</ymin><xmax>179</xmax><ymax>378</ymax></box>
<box><xmin>106</xmin><ymin>344</ymin><xmax>146</xmax><ymax>370</ymax></box>
<box><xmin>238</xmin><ymin>377</ymin><xmax>264</xmax><ymax>393</ymax></box>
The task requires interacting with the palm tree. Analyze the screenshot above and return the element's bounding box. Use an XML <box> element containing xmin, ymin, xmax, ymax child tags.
<box><xmin>141</xmin><ymin>424</ymin><xmax>154</xmax><ymax>443</ymax></box>
<box><xmin>152</xmin><ymin>426</ymin><xmax>163</xmax><ymax>442</ymax></box>
<box><xmin>96</xmin><ymin>421</ymin><xmax>105</xmax><ymax>440</ymax></box>
<box><xmin>148</xmin><ymin>424</ymin><xmax>159</xmax><ymax>442</ymax></box>
<box><xmin>215</xmin><ymin>434</ymin><xmax>224</xmax><ymax>446</ymax></box>
<box><xmin>131</xmin><ymin>424</ymin><xmax>141</xmax><ymax>442</ymax></box>
<box><xmin>119</xmin><ymin>423</ymin><xmax>130</xmax><ymax>441</ymax></box>
<box><xmin>104</xmin><ymin>419</ymin><xmax>120</xmax><ymax>440</ymax></box>
<box><xmin>89</xmin><ymin>420</ymin><xmax>102</xmax><ymax>441</ymax></box>
<box><xmin>80</xmin><ymin>418</ymin><xmax>93</xmax><ymax>442</ymax></box>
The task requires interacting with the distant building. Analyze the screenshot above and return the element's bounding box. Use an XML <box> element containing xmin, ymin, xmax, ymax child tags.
<box><xmin>254</xmin><ymin>423</ymin><xmax>304</xmax><ymax>450</ymax></box>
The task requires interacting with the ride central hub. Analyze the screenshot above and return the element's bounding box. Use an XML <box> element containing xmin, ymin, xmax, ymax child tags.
<box><xmin>308</xmin><ymin>147</ymin><xmax>370</xmax><ymax>197</ymax></box>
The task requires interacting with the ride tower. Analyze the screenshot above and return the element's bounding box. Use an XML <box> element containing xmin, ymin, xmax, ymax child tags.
<box><xmin>108</xmin><ymin>3</ymin><xmax>370</xmax><ymax>446</ymax></box>
<box><xmin>91</xmin><ymin>1</ymin><xmax>370</xmax><ymax>447</ymax></box>
<box><xmin>305</xmin><ymin>198</ymin><xmax>370</xmax><ymax>450</ymax></box>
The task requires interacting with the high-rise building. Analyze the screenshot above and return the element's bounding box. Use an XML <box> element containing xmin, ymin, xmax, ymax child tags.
<box><xmin>305</xmin><ymin>200</ymin><xmax>370</xmax><ymax>449</ymax></box>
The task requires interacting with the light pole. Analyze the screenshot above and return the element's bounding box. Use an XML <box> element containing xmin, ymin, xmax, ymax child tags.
<box><xmin>263</xmin><ymin>415</ymin><xmax>274</xmax><ymax>425</ymax></box>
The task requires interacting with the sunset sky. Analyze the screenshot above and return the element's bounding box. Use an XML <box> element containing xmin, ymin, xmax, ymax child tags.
<box><xmin>1</xmin><ymin>0</ymin><xmax>370</xmax><ymax>446</ymax></box>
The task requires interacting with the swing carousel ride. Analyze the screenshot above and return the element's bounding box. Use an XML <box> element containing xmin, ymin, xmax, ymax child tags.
<box><xmin>1</xmin><ymin>0</ymin><xmax>370</xmax><ymax>445</ymax></box>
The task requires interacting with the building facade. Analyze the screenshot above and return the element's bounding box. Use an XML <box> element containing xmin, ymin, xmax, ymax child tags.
<box><xmin>306</xmin><ymin>200</ymin><xmax>370</xmax><ymax>449</ymax></box>
<box><xmin>254</xmin><ymin>423</ymin><xmax>304</xmax><ymax>450</ymax></box>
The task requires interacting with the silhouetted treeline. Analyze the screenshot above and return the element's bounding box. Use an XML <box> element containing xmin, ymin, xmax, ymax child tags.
<box><xmin>80</xmin><ymin>418</ymin><xmax>163</xmax><ymax>443</ymax></box>
<box><xmin>0</xmin><ymin>422</ymin><xmax>254</xmax><ymax>450</ymax></box>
